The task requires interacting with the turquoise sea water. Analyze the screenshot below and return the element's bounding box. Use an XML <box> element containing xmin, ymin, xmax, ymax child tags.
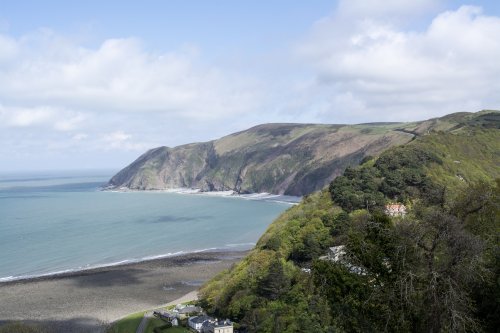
<box><xmin>0</xmin><ymin>171</ymin><xmax>293</xmax><ymax>282</ymax></box>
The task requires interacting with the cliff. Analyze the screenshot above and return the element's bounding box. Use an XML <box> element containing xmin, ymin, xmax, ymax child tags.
<box><xmin>107</xmin><ymin>111</ymin><xmax>498</xmax><ymax>196</ymax></box>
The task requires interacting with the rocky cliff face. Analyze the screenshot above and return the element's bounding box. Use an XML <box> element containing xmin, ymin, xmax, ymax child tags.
<box><xmin>108</xmin><ymin>123</ymin><xmax>412</xmax><ymax>196</ymax></box>
<box><xmin>107</xmin><ymin>111</ymin><xmax>498</xmax><ymax>196</ymax></box>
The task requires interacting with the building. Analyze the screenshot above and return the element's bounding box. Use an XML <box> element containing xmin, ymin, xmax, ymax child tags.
<box><xmin>326</xmin><ymin>245</ymin><xmax>366</xmax><ymax>275</ymax></box>
<box><xmin>328</xmin><ymin>245</ymin><xmax>346</xmax><ymax>262</ymax></box>
<box><xmin>153</xmin><ymin>310</ymin><xmax>180</xmax><ymax>327</ymax></box>
<box><xmin>171</xmin><ymin>304</ymin><xmax>202</xmax><ymax>319</ymax></box>
<box><xmin>153</xmin><ymin>310</ymin><xmax>171</xmax><ymax>320</ymax></box>
<box><xmin>178</xmin><ymin>305</ymin><xmax>202</xmax><ymax>315</ymax></box>
<box><xmin>188</xmin><ymin>315</ymin><xmax>212</xmax><ymax>332</ymax></box>
<box><xmin>385</xmin><ymin>203</ymin><xmax>407</xmax><ymax>217</ymax></box>
<box><xmin>188</xmin><ymin>315</ymin><xmax>234</xmax><ymax>333</ymax></box>
<box><xmin>202</xmin><ymin>319</ymin><xmax>234</xmax><ymax>333</ymax></box>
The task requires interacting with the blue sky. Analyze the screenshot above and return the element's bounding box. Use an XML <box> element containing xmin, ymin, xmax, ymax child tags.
<box><xmin>1</xmin><ymin>1</ymin><xmax>332</xmax><ymax>50</ymax></box>
<box><xmin>1</xmin><ymin>0</ymin><xmax>499</xmax><ymax>171</ymax></box>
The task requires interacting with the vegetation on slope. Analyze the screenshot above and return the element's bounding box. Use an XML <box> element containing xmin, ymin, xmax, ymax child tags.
<box><xmin>199</xmin><ymin>190</ymin><xmax>336</xmax><ymax>332</ymax></box>
<box><xmin>108</xmin><ymin>111</ymin><xmax>497</xmax><ymax>196</ymax></box>
<box><xmin>108</xmin><ymin>122</ymin><xmax>413</xmax><ymax>196</ymax></box>
<box><xmin>199</xmin><ymin>123</ymin><xmax>500</xmax><ymax>332</ymax></box>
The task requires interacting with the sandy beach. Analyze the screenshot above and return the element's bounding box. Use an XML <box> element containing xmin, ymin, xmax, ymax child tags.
<box><xmin>0</xmin><ymin>251</ymin><xmax>246</xmax><ymax>332</ymax></box>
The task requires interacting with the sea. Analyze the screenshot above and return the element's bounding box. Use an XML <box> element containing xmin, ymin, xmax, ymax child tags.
<box><xmin>0</xmin><ymin>170</ymin><xmax>297</xmax><ymax>282</ymax></box>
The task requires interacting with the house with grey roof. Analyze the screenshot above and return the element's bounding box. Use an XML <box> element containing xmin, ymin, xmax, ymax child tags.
<box><xmin>202</xmin><ymin>319</ymin><xmax>233</xmax><ymax>333</ymax></box>
<box><xmin>188</xmin><ymin>315</ymin><xmax>212</xmax><ymax>331</ymax></box>
<box><xmin>188</xmin><ymin>315</ymin><xmax>234</xmax><ymax>333</ymax></box>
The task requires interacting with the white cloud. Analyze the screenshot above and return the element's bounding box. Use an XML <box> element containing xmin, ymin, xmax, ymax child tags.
<box><xmin>0</xmin><ymin>32</ymin><xmax>259</xmax><ymax>119</ymax></box>
<box><xmin>2</xmin><ymin>106</ymin><xmax>55</xmax><ymax>127</ymax></box>
<box><xmin>72</xmin><ymin>133</ymin><xmax>88</xmax><ymax>141</ymax></box>
<box><xmin>294</xmin><ymin>5</ymin><xmax>500</xmax><ymax>121</ymax></box>
<box><xmin>101</xmin><ymin>130</ymin><xmax>151</xmax><ymax>151</ymax></box>
<box><xmin>0</xmin><ymin>29</ymin><xmax>264</xmax><ymax>168</ymax></box>
<box><xmin>0</xmin><ymin>34</ymin><xmax>17</xmax><ymax>62</ymax></box>
<box><xmin>54</xmin><ymin>113</ymin><xmax>86</xmax><ymax>131</ymax></box>
<box><xmin>103</xmin><ymin>130</ymin><xmax>130</xmax><ymax>143</ymax></box>
<box><xmin>1</xmin><ymin>3</ymin><xmax>500</xmax><ymax>171</ymax></box>
<box><xmin>0</xmin><ymin>104</ymin><xmax>85</xmax><ymax>131</ymax></box>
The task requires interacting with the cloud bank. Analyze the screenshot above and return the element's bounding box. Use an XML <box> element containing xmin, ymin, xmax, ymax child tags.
<box><xmin>0</xmin><ymin>2</ymin><xmax>499</xmax><ymax>170</ymax></box>
<box><xmin>295</xmin><ymin>3</ymin><xmax>500</xmax><ymax>121</ymax></box>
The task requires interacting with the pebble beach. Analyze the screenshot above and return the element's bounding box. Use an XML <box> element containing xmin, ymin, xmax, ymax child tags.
<box><xmin>0</xmin><ymin>251</ymin><xmax>246</xmax><ymax>332</ymax></box>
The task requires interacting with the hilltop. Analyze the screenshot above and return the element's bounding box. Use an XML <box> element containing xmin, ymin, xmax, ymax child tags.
<box><xmin>107</xmin><ymin>111</ymin><xmax>498</xmax><ymax>196</ymax></box>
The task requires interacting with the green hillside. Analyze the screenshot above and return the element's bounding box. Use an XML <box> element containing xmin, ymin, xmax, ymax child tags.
<box><xmin>199</xmin><ymin>117</ymin><xmax>500</xmax><ymax>332</ymax></box>
<box><xmin>107</xmin><ymin>123</ymin><xmax>413</xmax><ymax>196</ymax></box>
<box><xmin>107</xmin><ymin>111</ymin><xmax>498</xmax><ymax>196</ymax></box>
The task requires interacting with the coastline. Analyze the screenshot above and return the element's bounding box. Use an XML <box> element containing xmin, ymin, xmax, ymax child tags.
<box><xmin>0</xmin><ymin>247</ymin><xmax>248</xmax><ymax>284</ymax></box>
<box><xmin>103</xmin><ymin>186</ymin><xmax>302</xmax><ymax>205</ymax></box>
<box><xmin>0</xmin><ymin>250</ymin><xmax>247</xmax><ymax>333</ymax></box>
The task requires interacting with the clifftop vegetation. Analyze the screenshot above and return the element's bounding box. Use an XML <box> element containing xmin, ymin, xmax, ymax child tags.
<box><xmin>199</xmin><ymin>119</ymin><xmax>500</xmax><ymax>332</ymax></box>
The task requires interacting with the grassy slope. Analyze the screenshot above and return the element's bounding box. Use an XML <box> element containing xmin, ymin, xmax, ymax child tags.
<box><xmin>196</xmin><ymin>122</ymin><xmax>415</xmax><ymax>195</ymax></box>
<box><xmin>198</xmin><ymin>114</ymin><xmax>499</xmax><ymax>331</ymax></box>
<box><xmin>109</xmin><ymin>111</ymin><xmax>498</xmax><ymax>196</ymax></box>
<box><xmin>107</xmin><ymin>311</ymin><xmax>145</xmax><ymax>333</ymax></box>
<box><xmin>418</xmin><ymin>130</ymin><xmax>499</xmax><ymax>189</ymax></box>
<box><xmin>109</xmin><ymin>122</ymin><xmax>416</xmax><ymax>195</ymax></box>
<box><xmin>145</xmin><ymin>319</ymin><xmax>190</xmax><ymax>333</ymax></box>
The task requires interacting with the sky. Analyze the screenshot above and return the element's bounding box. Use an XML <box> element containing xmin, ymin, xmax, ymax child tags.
<box><xmin>1</xmin><ymin>0</ymin><xmax>500</xmax><ymax>171</ymax></box>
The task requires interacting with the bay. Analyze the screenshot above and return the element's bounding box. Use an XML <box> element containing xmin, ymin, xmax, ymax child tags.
<box><xmin>0</xmin><ymin>171</ymin><xmax>293</xmax><ymax>281</ymax></box>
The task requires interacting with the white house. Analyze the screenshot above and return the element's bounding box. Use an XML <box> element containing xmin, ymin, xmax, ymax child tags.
<box><xmin>188</xmin><ymin>315</ymin><xmax>234</xmax><ymax>333</ymax></box>
<box><xmin>327</xmin><ymin>245</ymin><xmax>366</xmax><ymax>275</ymax></box>
<box><xmin>385</xmin><ymin>203</ymin><xmax>407</xmax><ymax>217</ymax></box>
<box><xmin>328</xmin><ymin>245</ymin><xmax>346</xmax><ymax>262</ymax></box>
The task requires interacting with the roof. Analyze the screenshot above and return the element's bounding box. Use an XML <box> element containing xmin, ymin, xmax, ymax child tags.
<box><xmin>189</xmin><ymin>315</ymin><xmax>212</xmax><ymax>324</ymax></box>
<box><xmin>153</xmin><ymin>311</ymin><xmax>175</xmax><ymax>319</ymax></box>
<box><xmin>214</xmin><ymin>321</ymin><xmax>233</xmax><ymax>328</ymax></box>
<box><xmin>328</xmin><ymin>245</ymin><xmax>346</xmax><ymax>262</ymax></box>
<box><xmin>203</xmin><ymin>319</ymin><xmax>233</xmax><ymax>329</ymax></box>
<box><xmin>178</xmin><ymin>306</ymin><xmax>201</xmax><ymax>314</ymax></box>
<box><xmin>385</xmin><ymin>204</ymin><xmax>407</xmax><ymax>216</ymax></box>
<box><xmin>385</xmin><ymin>204</ymin><xmax>406</xmax><ymax>209</ymax></box>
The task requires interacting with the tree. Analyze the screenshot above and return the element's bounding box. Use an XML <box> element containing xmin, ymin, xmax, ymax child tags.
<box><xmin>258</xmin><ymin>259</ymin><xmax>290</xmax><ymax>301</ymax></box>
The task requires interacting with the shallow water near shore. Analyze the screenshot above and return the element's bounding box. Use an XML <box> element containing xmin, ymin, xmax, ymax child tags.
<box><xmin>0</xmin><ymin>170</ymin><xmax>291</xmax><ymax>282</ymax></box>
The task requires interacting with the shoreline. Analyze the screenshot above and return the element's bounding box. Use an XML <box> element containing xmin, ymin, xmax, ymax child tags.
<box><xmin>0</xmin><ymin>247</ymin><xmax>248</xmax><ymax>285</ymax></box>
<box><xmin>102</xmin><ymin>186</ymin><xmax>302</xmax><ymax>205</ymax></box>
<box><xmin>0</xmin><ymin>250</ymin><xmax>247</xmax><ymax>333</ymax></box>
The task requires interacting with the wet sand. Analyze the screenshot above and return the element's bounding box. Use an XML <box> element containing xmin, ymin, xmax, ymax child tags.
<box><xmin>0</xmin><ymin>251</ymin><xmax>246</xmax><ymax>332</ymax></box>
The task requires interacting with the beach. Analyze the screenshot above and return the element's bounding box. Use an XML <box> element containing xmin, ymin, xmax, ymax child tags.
<box><xmin>0</xmin><ymin>250</ymin><xmax>246</xmax><ymax>332</ymax></box>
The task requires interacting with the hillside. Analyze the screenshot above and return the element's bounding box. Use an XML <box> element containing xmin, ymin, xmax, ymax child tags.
<box><xmin>106</xmin><ymin>111</ymin><xmax>498</xmax><ymax>196</ymax></box>
<box><xmin>107</xmin><ymin>123</ymin><xmax>411</xmax><ymax>196</ymax></box>
<box><xmin>198</xmin><ymin>115</ymin><xmax>500</xmax><ymax>332</ymax></box>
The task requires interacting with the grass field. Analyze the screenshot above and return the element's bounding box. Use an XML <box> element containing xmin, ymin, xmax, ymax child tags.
<box><xmin>164</xmin><ymin>327</ymin><xmax>190</xmax><ymax>333</ymax></box>
<box><xmin>144</xmin><ymin>318</ymin><xmax>166</xmax><ymax>333</ymax></box>
<box><xmin>145</xmin><ymin>319</ymin><xmax>190</xmax><ymax>333</ymax></box>
<box><xmin>110</xmin><ymin>312</ymin><xmax>192</xmax><ymax>333</ymax></box>
<box><xmin>108</xmin><ymin>311</ymin><xmax>145</xmax><ymax>333</ymax></box>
